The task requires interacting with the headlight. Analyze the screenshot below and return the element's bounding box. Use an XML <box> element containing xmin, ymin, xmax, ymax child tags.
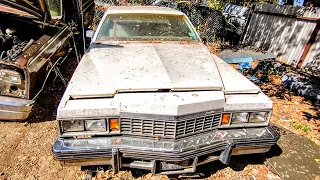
<box><xmin>61</xmin><ymin>120</ymin><xmax>84</xmax><ymax>132</ymax></box>
<box><xmin>249</xmin><ymin>112</ymin><xmax>268</xmax><ymax>122</ymax></box>
<box><xmin>0</xmin><ymin>69</ymin><xmax>22</xmax><ymax>84</ymax></box>
<box><xmin>231</xmin><ymin>112</ymin><xmax>249</xmax><ymax>123</ymax></box>
<box><xmin>60</xmin><ymin>118</ymin><xmax>120</xmax><ymax>133</ymax></box>
<box><xmin>85</xmin><ymin>119</ymin><xmax>106</xmax><ymax>131</ymax></box>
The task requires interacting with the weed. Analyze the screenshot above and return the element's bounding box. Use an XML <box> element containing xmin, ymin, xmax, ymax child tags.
<box><xmin>290</xmin><ymin>121</ymin><xmax>312</xmax><ymax>132</ymax></box>
<box><xmin>301</xmin><ymin>125</ymin><xmax>312</xmax><ymax>132</ymax></box>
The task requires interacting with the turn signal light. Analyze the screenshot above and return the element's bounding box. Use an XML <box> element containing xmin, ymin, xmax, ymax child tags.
<box><xmin>221</xmin><ymin>113</ymin><xmax>230</xmax><ymax>125</ymax></box>
<box><xmin>109</xmin><ymin>118</ymin><xmax>119</xmax><ymax>131</ymax></box>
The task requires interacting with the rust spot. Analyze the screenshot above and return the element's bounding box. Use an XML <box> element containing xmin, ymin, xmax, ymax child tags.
<box><xmin>16</xmin><ymin>35</ymin><xmax>51</xmax><ymax>66</ymax></box>
<box><xmin>0</xmin><ymin>4</ymin><xmax>34</xmax><ymax>17</ymax></box>
<box><xmin>154</xmin><ymin>136</ymin><xmax>161</xmax><ymax>140</ymax></box>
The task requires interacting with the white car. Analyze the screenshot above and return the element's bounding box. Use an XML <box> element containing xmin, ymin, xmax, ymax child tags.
<box><xmin>52</xmin><ymin>6</ymin><xmax>279</xmax><ymax>175</ymax></box>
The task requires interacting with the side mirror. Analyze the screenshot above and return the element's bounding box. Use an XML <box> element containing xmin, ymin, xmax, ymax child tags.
<box><xmin>86</xmin><ymin>30</ymin><xmax>95</xmax><ymax>38</ymax></box>
<box><xmin>198</xmin><ymin>32</ymin><xmax>204</xmax><ymax>39</ymax></box>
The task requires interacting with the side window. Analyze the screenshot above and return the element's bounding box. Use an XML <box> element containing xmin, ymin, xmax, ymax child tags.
<box><xmin>48</xmin><ymin>0</ymin><xmax>63</xmax><ymax>18</ymax></box>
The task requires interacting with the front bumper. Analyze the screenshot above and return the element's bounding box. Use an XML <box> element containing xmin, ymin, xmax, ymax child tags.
<box><xmin>53</xmin><ymin>126</ymin><xmax>279</xmax><ymax>174</ymax></box>
<box><xmin>0</xmin><ymin>96</ymin><xmax>34</xmax><ymax>121</ymax></box>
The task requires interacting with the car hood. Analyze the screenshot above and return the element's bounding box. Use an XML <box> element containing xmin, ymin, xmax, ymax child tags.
<box><xmin>0</xmin><ymin>0</ymin><xmax>50</xmax><ymax>20</ymax></box>
<box><xmin>66</xmin><ymin>43</ymin><xmax>224</xmax><ymax>98</ymax></box>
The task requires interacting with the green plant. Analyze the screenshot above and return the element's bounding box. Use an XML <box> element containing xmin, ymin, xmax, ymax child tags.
<box><xmin>290</xmin><ymin>121</ymin><xmax>312</xmax><ymax>132</ymax></box>
<box><xmin>301</xmin><ymin>125</ymin><xmax>312</xmax><ymax>132</ymax></box>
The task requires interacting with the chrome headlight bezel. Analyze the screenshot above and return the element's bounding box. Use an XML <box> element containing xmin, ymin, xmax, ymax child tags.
<box><xmin>61</xmin><ymin>120</ymin><xmax>85</xmax><ymax>132</ymax></box>
<box><xmin>228</xmin><ymin>111</ymin><xmax>270</xmax><ymax>125</ymax></box>
<box><xmin>231</xmin><ymin>112</ymin><xmax>249</xmax><ymax>123</ymax></box>
<box><xmin>85</xmin><ymin>119</ymin><xmax>107</xmax><ymax>132</ymax></box>
<box><xmin>249</xmin><ymin>112</ymin><xmax>269</xmax><ymax>123</ymax></box>
<box><xmin>59</xmin><ymin>118</ymin><xmax>120</xmax><ymax>134</ymax></box>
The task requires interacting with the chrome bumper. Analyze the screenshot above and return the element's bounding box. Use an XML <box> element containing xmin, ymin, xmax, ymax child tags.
<box><xmin>0</xmin><ymin>96</ymin><xmax>34</xmax><ymax>121</ymax></box>
<box><xmin>53</xmin><ymin>126</ymin><xmax>279</xmax><ymax>174</ymax></box>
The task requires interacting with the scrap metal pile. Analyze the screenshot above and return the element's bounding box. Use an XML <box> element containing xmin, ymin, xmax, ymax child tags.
<box><xmin>0</xmin><ymin>28</ymin><xmax>33</xmax><ymax>63</ymax></box>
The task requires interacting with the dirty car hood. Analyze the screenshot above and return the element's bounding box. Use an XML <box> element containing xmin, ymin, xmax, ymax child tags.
<box><xmin>67</xmin><ymin>43</ymin><xmax>224</xmax><ymax>98</ymax></box>
<box><xmin>0</xmin><ymin>0</ymin><xmax>50</xmax><ymax>20</ymax></box>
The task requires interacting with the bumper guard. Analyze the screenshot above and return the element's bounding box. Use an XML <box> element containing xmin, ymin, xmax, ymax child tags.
<box><xmin>0</xmin><ymin>96</ymin><xmax>34</xmax><ymax>121</ymax></box>
<box><xmin>53</xmin><ymin>126</ymin><xmax>279</xmax><ymax>174</ymax></box>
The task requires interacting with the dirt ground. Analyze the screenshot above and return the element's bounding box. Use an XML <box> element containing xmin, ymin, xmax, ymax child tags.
<box><xmin>0</xmin><ymin>59</ymin><xmax>83</xmax><ymax>180</ymax></box>
<box><xmin>262</xmin><ymin>80</ymin><xmax>320</xmax><ymax>146</ymax></box>
<box><xmin>0</xmin><ymin>52</ymin><xmax>319</xmax><ymax>179</ymax></box>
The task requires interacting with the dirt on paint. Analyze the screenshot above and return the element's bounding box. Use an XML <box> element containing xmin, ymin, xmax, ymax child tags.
<box><xmin>0</xmin><ymin>48</ymin><xmax>318</xmax><ymax>180</ymax></box>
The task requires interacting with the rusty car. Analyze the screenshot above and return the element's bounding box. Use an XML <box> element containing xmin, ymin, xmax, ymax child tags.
<box><xmin>0</xmin><ymin>0</ymin><xmax>94</xmax><ymax>120</ymax></box>
<box><xmin>52</xmin><ymin>6</ymin><xmax>279</xmax><ymax>175</ymax></box>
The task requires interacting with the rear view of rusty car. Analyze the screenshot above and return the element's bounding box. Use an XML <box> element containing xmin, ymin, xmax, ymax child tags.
<box><xmin>52</xmin><ymin>6</ymin><xmax>279</xmax><ymax>175</ymax></box>
<box><xmin>0</xmin><ymin>0</ymin><xmax>94</xmax><ymax>120</ymax></box>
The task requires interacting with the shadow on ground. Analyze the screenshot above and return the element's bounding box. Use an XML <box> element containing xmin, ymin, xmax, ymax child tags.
<box><xmin>81</xmin><ymin>150</ymin><xmax>284</xmax><ymax>179</ymax></box>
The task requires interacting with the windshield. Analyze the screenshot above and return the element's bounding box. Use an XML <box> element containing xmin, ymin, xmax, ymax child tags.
<box><xmin>95</xmin><ymin>13</ymin><xmax>200</xmax><ymax>42</ymax></box>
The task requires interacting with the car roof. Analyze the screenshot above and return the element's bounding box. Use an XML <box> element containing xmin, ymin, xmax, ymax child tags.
<box><xmin>107</xmin><ymin>6</ymin><xmax>184</xmax><ymax>15</ymax></box>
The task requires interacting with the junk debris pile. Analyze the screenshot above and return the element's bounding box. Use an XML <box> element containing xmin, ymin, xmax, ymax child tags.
<box><xmin>230</xmin><ymin>58</ymin><xmax>319</xmax><ymax>146</ymax></box>
<box><xmin>282</xmin><ymin>73</ymin><xmax>320</xmax><ymax>102</ymax></box>
<box><xmin>236</xmin><ymin>59</ymin><xmax>320</xmax><ymax>103</ymax></box>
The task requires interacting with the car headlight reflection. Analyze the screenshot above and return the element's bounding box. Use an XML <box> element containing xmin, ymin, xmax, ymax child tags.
<box><xmin>249</xmin><ymin>112</ymin><xmax>268</xmax><ymax>122</ymax></box>
<box><xmin>231</xmin><ymin>112</ymin><xmax>249</xmax><ymax>123</ymax></box>
<box><xmin>230</xmin><ymin>112</ymin><xmax>269</xmax><ymax>124</ymax></box>
<box><xmin>85</xmin><ymin>119</ymin><xmax>106</xmax><ymax>131</ymax></box>
<box><xmin>61</xmin><ymin>120</ymin><xmax>84</xmax><ymax>132</ymax></box>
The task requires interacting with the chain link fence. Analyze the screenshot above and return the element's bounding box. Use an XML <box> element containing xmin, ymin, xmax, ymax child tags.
<box><xmin>92</xmin><ymin>0</ymin><xmax>240</xmax><ymax>43</ymax></box>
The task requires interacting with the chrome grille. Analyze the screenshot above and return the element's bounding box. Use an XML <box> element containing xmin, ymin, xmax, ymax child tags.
<box><xmin>120</xmin><ymin>113</ymin><xmax>221</xmax><ymax>138</ymax></box>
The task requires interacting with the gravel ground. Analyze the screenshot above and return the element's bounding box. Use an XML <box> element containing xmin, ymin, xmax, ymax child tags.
<box><xmin>0</xmin><ymin>52</ymin><xmax>319</xmax><ymax>180</ymax></box>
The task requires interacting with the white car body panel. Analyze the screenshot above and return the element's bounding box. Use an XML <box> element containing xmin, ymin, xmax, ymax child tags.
<box><xmin>57</xmin><ymin>7</ymin><xmax>271</xmax><ymax>120</ymax></box>
<box><xmin>53</xmin><ymin>7</ymin><xmax>278</xmax><ymax>172</ymax></box>
<box><xmin>58</xmin><ymin>91</ymin><xmax>225</xmax><ymax>119</ymax></box>
<box><xmin>213</xmin><ymin>54</ymin><xmax>261</xmax><ymax>94</ymax></box>
<box><xmin>64</xmin><ymin>43</ymin><xmax>223</xmax><ymax>99</ymax></box>
<box><xmin>224</xmin><ymin>93</ymin><xmax>272</xmax><ymax>112</ymax></box>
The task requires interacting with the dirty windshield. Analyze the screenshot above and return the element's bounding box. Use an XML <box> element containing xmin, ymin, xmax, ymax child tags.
<box><xmin>95</xmin><ymin>13</ymin><xmax>200</xmax><ymax>42</ymax></box>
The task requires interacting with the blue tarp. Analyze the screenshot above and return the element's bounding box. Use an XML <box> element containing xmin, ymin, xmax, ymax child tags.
<box><xmin>218</xmin><ymin>49</ymin><xmax>276</xmax><ymax>63</ymax></box>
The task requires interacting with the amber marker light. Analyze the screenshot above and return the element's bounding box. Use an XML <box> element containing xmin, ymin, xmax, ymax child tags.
<box><xmin>109</xmin><ymin>118</ymin><xmax>119</xmax><ymax>131</ymax></box>
<box><xmin>221</xmin><ymin>113</ymin><xmax>230</xmax><ymax>125</ymax></box>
